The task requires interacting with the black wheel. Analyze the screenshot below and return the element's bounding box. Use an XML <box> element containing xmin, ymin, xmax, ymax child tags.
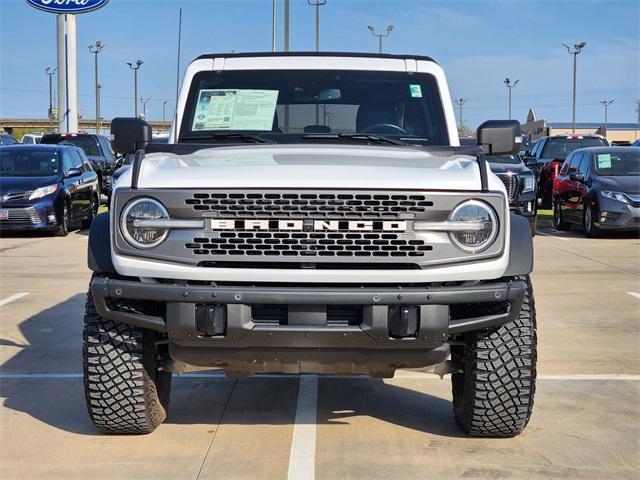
<box><xmin>540</xmin><ymin>188</ymin><xmax>552</xmax><ymax>210</ymax></box>
<box><xmin>56</xmin><ymin>202</ymin><xmax>70</xmax><ymax>236</ymax></box>
<box><xmin>583</xmin><ymin>203</ymin><xmax>600</xmax><ymax>238</ymax></box>
<box><xmin>83</xmin><ymin>286</ymin><xmax>171</xmax><ymax>434</ymax></box>
<box><xmin>451</xmin><ymin>275</ymin><xmax>537</xmax><ymax>437</ymax></box>
<box><xmin>82</xmin><ymin>194</ymin><xmax>99</xmax><ymax>229</ymax></box>
<box><xmin>553</xmin><ymin>199</ymin><xmax>570</xmax><ymax>231</ymax></box>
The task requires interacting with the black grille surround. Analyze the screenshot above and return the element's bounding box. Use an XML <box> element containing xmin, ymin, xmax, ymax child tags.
<box><xmin>496</xmin><ymin>174</ymin><xmax>519</xmax><ymax>203</ymax></box>
<box><xmin>112</xmin><ymin>189</ymin><xmax>508</xmax><ymax>269</ymax></box>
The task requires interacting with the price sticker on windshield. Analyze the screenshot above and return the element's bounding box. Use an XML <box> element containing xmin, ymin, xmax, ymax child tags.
<box><xmin>409</xmin><ymin>84</ymin><xmax>422</xmax><ymax>98</ymax></box>
<box><xmin>597</xmin><ymin>154</ymin><xmax>612</xmax><ymax>169</ymax></box>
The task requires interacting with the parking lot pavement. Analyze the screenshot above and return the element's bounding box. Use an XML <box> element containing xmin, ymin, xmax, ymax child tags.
<box><xmin>1</xmin><ymin>228</ymin><xmax>639</xmax><ymax>479</ymax></box>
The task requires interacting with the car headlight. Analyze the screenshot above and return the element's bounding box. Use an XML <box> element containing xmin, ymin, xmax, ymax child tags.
<box><xmin>121</xmin><ymin>198</ymin><xmax>170</xmax><ymax>248</ymax></box>
<box><xmin>29</xmin><ymin>184</ymin><xmax>58</xmax><ymax>200</ymax></box>
<box><xmin>448</xmin><ymin>200</ymin><xmax>499</xmax><ymax>253</ymax></box>
<box><xmin>521</xmin><ymin>173</ymin><xmax>535</xmax><ymax>193</ymax></box>
<box><xmin>601</xmin><ymin>190</ymin><xmax>629</xmax><ymax>204</ymax></box>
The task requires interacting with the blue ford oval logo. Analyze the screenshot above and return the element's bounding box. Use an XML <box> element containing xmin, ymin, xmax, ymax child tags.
<box><xmin>25</xmin><ymin>0</ymin><xmax>110</xmax><ymax>14</ymax></box>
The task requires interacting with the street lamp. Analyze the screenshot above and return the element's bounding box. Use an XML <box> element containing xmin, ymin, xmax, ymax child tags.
<box><xmin>600</xmin><ymin>99</ymin><xmax>614</xmax><ymax>136</ymax></box>
<box><xmin>162</xmin><ymin>100</ymin><xmax>168</xmax><ymax>123</ymax></box>
<box><xmin>455</xmin><ymin>98</ymin><xmax>467</xmax><ymax>130</ymax></box>
<box><xmin>89</xmin><ymin>41</ymin><xmax>104</xmax><ymax>134</ymax></box>
<box><xmin>562</xmin><ymin>42</ymin><xmax>586</xmax><ymax>133</ymax></box>
<box><xmin>307</xmin><ymin>0</ymin><xmax>327</xmax><ymax>52</ymax></box>
<box><xmin>504</xmin><ymin>78</ymin><xmax>519</xmax><ymax>120</ymax></box>
<box><xmin>140</xmin><ymin>97</ymin><xmax>150</xmax><ymax>119</ymax></box>
<box><xmin>127</xmin><ymin>59</ymin><xmax>144</xmax><ymax>117</ymax></box>
<box><xmin>45</xmin><ymin>67</ymin><xmax>57</xmax><ymax>133</ymax></box>
<box><xmin>367</xmin><ymin>25</ymin><xmax>393</xmax><ymax>54</ymax></box>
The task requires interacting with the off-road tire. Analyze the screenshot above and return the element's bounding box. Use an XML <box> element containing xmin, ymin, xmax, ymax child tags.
<box><xmin>83</xmin><ymin>289</ymin><xmax>171</xmax><ymax>434</ymax></box>
<box><xmin>554</xmin><ymin>199</ymin><xmax>570</xmax><ymax>231</ymax></box>
<box><xmin>451</xmin><ymin>275</ymin><xmax>537</xmax><ymax>437</ymax></box>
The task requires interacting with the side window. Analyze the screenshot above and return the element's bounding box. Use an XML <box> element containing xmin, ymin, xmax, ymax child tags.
<box><xmin>61</xmin><ymin>152</ymin><xmax>73</xmax><ymax>175</ymax></box>
<box><xmin>70</xmin><ymin>149</ymin><xmax>83</xmax><ymax>169</ymax></box>
<box><xmin>577</xmin><ymin>154</ymin><xmax>589</xmax><ymax>174</ymax></box>
<box><xmin>98</xmin><ymin>137</ymin><xmax>114</xmax><ymax>158</ymax></box>
<box><xmin>78</xmin><ymin>149</ymin><xmax>92</xmax><ymax>172</ymax></box>
<box><xmin>567</xmin><ymin>153</ymin><xmax>582</xmax><ymax>174</ymax></box>
<box><xmin>532</xmin><ymin>140</ymin><xmax>544</xmax><ymax>157</ymax></box>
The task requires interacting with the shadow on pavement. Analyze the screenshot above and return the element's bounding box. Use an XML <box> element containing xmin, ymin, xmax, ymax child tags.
<box><xmin>2</xmin><ymin>294</ymin><xmax>465</xmax><ymax>438</ymax></box>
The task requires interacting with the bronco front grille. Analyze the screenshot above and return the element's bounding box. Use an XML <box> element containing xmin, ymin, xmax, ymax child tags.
<box><xmin>186</xmin><ymin>231</ymin><xmax>432</xmax><ymax>258</ymax></box>
<box><xmin>185</xmin><ymin>192</ymin><xmax>434</xmax><ymax>219</ymax></box>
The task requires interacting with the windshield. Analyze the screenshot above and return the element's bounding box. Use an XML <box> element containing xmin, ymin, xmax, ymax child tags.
<box><xmin>0</xmin><ymin>150</ymin><xmax>60</xmax><ymax>177</ymax></box>
<box><xmin>44</xmin><ymin>136</ymin><xmax>101</xmax><ymax>157</ymax></box>
<box><xmin>487</xmin><ymin>154</ymin><xmax>522</xmax><ymax>165</ymax></box>
<box><xmin>541</xmin><ymin>137</ymin><xmax>607</xmax><ymax>160</ymax></box>
<box><xmin>594</xmin><ymin>151</ymin><xmax>640</xmax><ymax>176</ymax></box>
<box><xmin>180</xmin><ymin>70</ymin><xmax>450</xmax><ymax>145</ymax></box>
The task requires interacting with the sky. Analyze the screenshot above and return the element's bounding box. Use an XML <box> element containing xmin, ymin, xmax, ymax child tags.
<box><xmin>0</xmin><ymin>0</ymin><xmax>638</xmax><ymax>129</ymax></box>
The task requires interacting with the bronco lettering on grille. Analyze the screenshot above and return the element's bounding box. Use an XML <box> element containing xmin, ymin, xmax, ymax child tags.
<box><xmin>210</xmin><ymin>219</ymin><xmax>407</xmax><ymax>232</ymax></box>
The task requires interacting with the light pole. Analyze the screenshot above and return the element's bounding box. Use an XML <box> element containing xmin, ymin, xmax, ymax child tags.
<box><xmin>307</xmin><ymin>0</ymin><xmax>326</xmax><ymax>51</ymax></box>
<box><xmin>89</xmin><ymin>40</ymin><xmax>104</xmax><ymax>134</ymax></box>
<box><xmin>562</xmin><ymin>42</ymin><xmax>586</xmax><ymax>133</ymax></box>
<box><xmin>600</xmin><ymin>99</ymin><xmax>614</xmax><ymax>136</ymax></box>
<box><xmin>504</xmin><ymin>78</ymin><xmax>519</xmax><ymax>120</ymax></box>
<box><xmin>367</xmin><ymin>25</ymin><xmax>393</xmax><ymax>54</ymax></box>
<box><xmin>272</xmin><ymin>0</ymin><xmax>277</xmax><ymax>52</ymax></box>
<box><xmin>162</xmin><ymin>100</ymin><xmax>168</xmax><ymax>123</ymax></box>
<box><xmin>455</xmin><ymin>98</ymin><xmax>467</xmax><ymax>130</ymax></box>
<box><xmin>140</xmin><ymin>97</ymin><xmax>150</xmax><ymax>119</ymax></box>
<box><xmin>127</xmin><ymin>59</ymin><xmax>143</xmax><ymax>117</ymax></box>
<box><xmin>45</xmin><ymin>67</ymin><xmax>57</xmax><ymax>133</ymax></box>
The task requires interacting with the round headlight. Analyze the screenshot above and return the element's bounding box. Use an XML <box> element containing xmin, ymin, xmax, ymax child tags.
<box><xmin>448</xmin><ymin>200</ymin><xmax>498</xmax><ymax>253</ymax></box>
<box><xmin>121</xmin><ymin>198</ymin><xmax>169</xmax><ymax>249</ymax></box>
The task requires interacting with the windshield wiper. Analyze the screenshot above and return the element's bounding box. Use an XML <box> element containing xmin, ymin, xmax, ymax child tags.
<box><xmin>301</xmin><ymin>133</ymin><xmax>406</xmax><ymax>146</ymax></box>
<box><xmin>180</xmin><ymin>133</ymin><xmax>274</xmax><ymax>144</ymax></box>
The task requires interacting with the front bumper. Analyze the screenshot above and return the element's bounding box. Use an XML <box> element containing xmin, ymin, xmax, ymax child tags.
<box><xmin>0</xmin><ymin>200</ymin><xmax>59</xmax><ymax>231</ymax></box>
<box><xmin>90</xmin><ymin>276</ymin><xmax>526</xmax><ymax>375</ymax></box>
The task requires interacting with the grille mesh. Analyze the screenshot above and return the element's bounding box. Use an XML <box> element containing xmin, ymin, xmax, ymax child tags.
<box><xmin>2</xmin><ymin>207</ymin><xmax>41</xmax><ymax>225</ymax></box>
<box><xmin>185</xmin><ymin>192</ymin><xmax>433</xmax><ymax>218</ymax></box>
<box><xmin>186</xmin><ymin>231</ymin><xmax>432</xmax><ymax>258</ymax></box>
<box><xmin>497</xmin><ymin>174</ymin><xmax>518</xmax><ymax>202</ymax></box>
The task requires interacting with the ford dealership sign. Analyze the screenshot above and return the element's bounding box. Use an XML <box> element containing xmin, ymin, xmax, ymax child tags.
<box><xmin>25</xmin><ymin>0</ymin><xmax>109</xmax><ymax>14</ymax></box>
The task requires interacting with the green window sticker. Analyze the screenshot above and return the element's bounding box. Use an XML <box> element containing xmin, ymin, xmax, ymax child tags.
<box><xmin>409</xmin><ymin>84</ymin><xmax>422</xmax><ymax>98</ymax></box>
<box><xmin>597</xmin><ymin>154</ymin><xmax>612</xmax><ymax>169</ymax></box>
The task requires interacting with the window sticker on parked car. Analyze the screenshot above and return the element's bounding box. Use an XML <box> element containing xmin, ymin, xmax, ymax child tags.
<box><xmin>597</xmin><ymin>154</ymin><xmax>612</xmax><ymax>169</ymax></box>
<box><xmin>192</xmin><ymin>89</ymin><xmax>279</xmax><ymax>131</ymax></box>
<box><xmin>409</xmin><ymin>84</ymin><xmax>423</xmax><ymax>98</ymax></box>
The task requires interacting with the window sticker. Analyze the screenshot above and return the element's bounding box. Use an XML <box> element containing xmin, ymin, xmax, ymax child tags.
<box><xmin>409</xmin><ymin>84</ymin><xmax>423</xmax><ymax>98</ymax></box>
<box><xmin>597</xmin><ymin>154</ymin><xmax>612</xmax><ymax>169</ymax></box>
<box><xmin>192</xmin><ymin>89</ymin><xmax>279</xmax><ymax>131</ymax></box>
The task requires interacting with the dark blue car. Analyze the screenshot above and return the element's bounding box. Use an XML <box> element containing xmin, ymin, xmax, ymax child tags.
<box><xmin>0</xmin><ymin>144</ymin><xmax>100</xmax><ymax>235</ymax></box>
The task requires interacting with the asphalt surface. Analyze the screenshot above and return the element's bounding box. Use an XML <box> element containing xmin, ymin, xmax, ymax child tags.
<box><xmin>0</xmin><ymin>225</ymin><xmax>639</xmax><ymax>479</ymax></box>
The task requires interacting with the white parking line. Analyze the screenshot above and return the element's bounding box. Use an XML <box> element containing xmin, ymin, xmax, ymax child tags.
<box><xmin>537</xmin><ymin>231</ymin><xmax>570</xmax><ymax>241</ymax></box>
<box><xmin>287</xmin><ymin>375</ymin><xmax>318</xmax><ymax>480</ymax></box>
<box><xmin>0</xmin><ymin>292</ymin><xmax>30</xmax><ymax>308</ymax></box>
<box><xmin>626</xmin><ymin>292</ymin><xmax>640</xmax><ymax>301</ymax></box>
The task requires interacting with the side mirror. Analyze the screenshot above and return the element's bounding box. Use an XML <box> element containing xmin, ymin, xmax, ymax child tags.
<box><xmin>66</xmin><ymin>168</ymin><xmax>82</xmax><ymax>178</ymax></box>
<box><xmin>476</xmin><ymin>120</ymin><xmax>522</xmax><ymax>156</ymax></box>
<box><xmin>569</xmin><ymin>172</ymin><xmax>584</xmax><ymax>182</ymax></box>
<box><xmin>111</xmin><ymin>117</ymin><xmax>152</xmax><ymax>155</ymax></box>
<box><xmin>115</xmin><ymin>157</ymin><xmax>124</xmax><ymax>168</ymax></box>
<box><xmin>524</xmin><ymin>156</ymin><xmax>538</xmax><ymax>167</ymax></box>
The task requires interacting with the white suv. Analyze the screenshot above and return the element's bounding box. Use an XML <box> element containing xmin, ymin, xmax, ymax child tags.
<box><xmin>84</xmin><ymin>52</ymin><xmax>536</xmax><ymax>438</ymax></box>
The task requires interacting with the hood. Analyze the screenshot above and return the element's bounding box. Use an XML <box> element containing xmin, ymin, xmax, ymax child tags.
<box><xmin>595</xmin><ymin>176</ymin><xmax>640</xmax><ymax>195</ymax></box>
<box><xmin>0</xmin><ymin>175</ymin><xmax>59</xmax><ymax>194</ymax></box>
<box><xmin>488</xmin><ymin>161</ymin><xmax>530</xmax><ymax>175</ymax></box>
<box><xmin>115</xmin><ymin>144</ymin><xmax>505</xmax><ymax>192</ymax></box>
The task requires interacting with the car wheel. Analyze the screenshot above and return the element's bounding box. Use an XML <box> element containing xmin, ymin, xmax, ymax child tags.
<box><xmin>554</xmin><ymin>200</ymin><xmax>570</xmax><ymax>231</ymax></box>
<box><xmin>583</xmin><ymin>204</ymin><xmax>600</xmax><ymax>238</ymax></box>
<box><xmin>82</xmin><ymin>195</ymin><xmax>98</xmax><ymax>229</ymax></box>
<box><xmin>57</xmin><ymin>202</ymin><xmax>70</xmax><ymax>236</ymax></box>
<box><xmin>83</xmin><ymin>284</ymin><xmax>172</xmax><ymax>434</ymax></box>
<box><xmin>451</xmin><ymin>275</ymin><xmax>537</xmax><ymax>437</ymax></box>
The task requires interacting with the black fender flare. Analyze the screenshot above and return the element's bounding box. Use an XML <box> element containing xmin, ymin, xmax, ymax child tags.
<box><xmin>503</xmin><ymin>213</ymin><xmax>534</xmax><ymax>277</ymax></box>
<box><xmin>88</xmin><ymin>212</ymin><xmax>116</xmax><ymax>274</ymax></box>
